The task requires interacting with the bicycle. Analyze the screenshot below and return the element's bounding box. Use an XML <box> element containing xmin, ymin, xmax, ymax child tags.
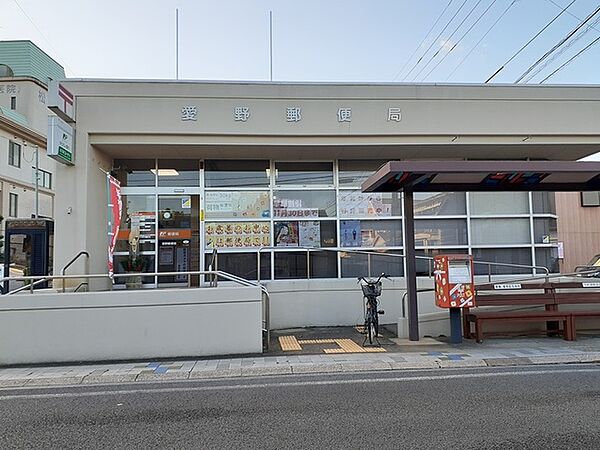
<box><xmin>357</xmin><ymin>273</ymin><xmax>389</xmax><ymax>346</ymax></box>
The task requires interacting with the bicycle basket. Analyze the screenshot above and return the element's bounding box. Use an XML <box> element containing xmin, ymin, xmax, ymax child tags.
<box><xmin>361</xmin><ymin>281</ymin><xmax>382</xmax><ymax>297</ymax></box>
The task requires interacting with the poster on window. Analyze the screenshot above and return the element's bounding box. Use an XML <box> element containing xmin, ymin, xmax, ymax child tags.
<box><xmin>106</xmin><ymin>174</ymin><xmax>122</xmax><ymax>277</ymax></box>
<box><xmin>273</xmin><ymin>198</ymin><xmax>319</xmax><ymax>218</ymax></box>
<box><xmin>340</xmin><ymin>220</ymin><xmax>361</xmax><ymax>247</ymax></box>
<box><xmin>205</xmin><ymin>222</ymin><xmax>270</xmax><ymax>248</ymax></box>
<box><xmin>339</xmin><ymin>192</ymin><xmax>391</xmax><ymax>217</ymax></box>
<box><xmin>274</xmin><ymin>222</ymin><xmax>299</xmax><ymax>247</ymax></box>
<box><xmin>205</xmin><ymin>192</ymin><xmax>270</xmax><ymax>219</ymax></box>
<box><xmin>299</xmin><ymin>221</ymin><xmax>321</xmax><ymax>247</ymax></box>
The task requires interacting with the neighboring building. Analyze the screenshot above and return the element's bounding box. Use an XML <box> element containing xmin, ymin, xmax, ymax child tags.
<box><xmin>0</xmin><ymin>40</ymin><xmax>64</xmax><ymax>232</ymax></box>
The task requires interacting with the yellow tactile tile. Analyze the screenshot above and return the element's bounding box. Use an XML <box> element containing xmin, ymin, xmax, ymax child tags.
<box><xmin>278</xmin><ymin>335</ymin><xmax>302</xmax><ymax>351</ymax></box>
<box><xmin>298</xmin><ymin>339</ymin><xmax>336</xmax><ymax>344</ymax></box>
<box><xmin>323</xmin><ymin>348</ymin><xmax>347</xmax><ymax>354</ymax></box>
<box><xmin>336</xmin><ymin>338</ymin><xmax>367</xmax><ymax>353</ymax></box>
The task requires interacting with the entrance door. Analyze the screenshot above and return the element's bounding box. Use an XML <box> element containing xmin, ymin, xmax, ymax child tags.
<box><xmin>157</xmin><ymin>195</ymin><xmax>200</xmax><ymax>286</ymax></box>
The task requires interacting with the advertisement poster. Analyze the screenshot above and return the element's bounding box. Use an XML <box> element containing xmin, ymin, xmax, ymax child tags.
<box><xmin>205</xmin><ymin>192</ymin><xmax>270</xmax><ymax>219</ymax></box>
<box><xmin>274</xmin><ymin>222</ymin><xmax>299</xmax><ymax>247</ymax></box>
<box><xmin>273</xmin><ymin>198</ymin><xmax>319</xmax><ymax>218</ymax></box>
<box><xmin>205</xmin><ymin>222</ymin><xmax>270</xmax><ymax>248</ymax></box>
<box><xmin>338</xmin><ymin>192</ymin><xmax>391</xmax><ymax>217</ymax></box>
<box><xmin>340</xmin><ymin>220</ymin><xmax>361</xmax><ymax>247</ymax></box>
<box><xmin>299</xmin><ymin>221</ymin><xmax>321</xmax><ymax>247</ymax></box>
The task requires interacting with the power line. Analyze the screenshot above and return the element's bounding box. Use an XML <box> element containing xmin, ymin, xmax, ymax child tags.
<box><xmin>485</xmin><ymin>0</ymin><xmax>577</xmax><ymax>83</ymax></box>
<box><xmin>402</xmin><ymin>0</ymin><xmax>470</xmax><ymax>81</ymax></box>
<box><xmin>446</xmin><ymin>0</ymin><xmax>518</xmax><ymax>81</ymax></box>
<box><xmin>392</xmin><ymin>0</ymin><xmax>454</xmax><ymax>81</ymax></box>
<box><xmin>521</xmin><ymin>14</ymin><xmax>600</xmax><ymax>83</ymax></box>
<box><xmin>514</xmin><ymin>5</ymin><xmax>600</xmax><ymax>83</ymax></box>
<box><xmin>12</xmin><ymin>0</ymin><xmax>75</xmax><ymax>76</ymax></box>
<box><xmin>545</xmin><ymin>0</ymin><xmax>600</xmax><ymax>35</ymax></box>
<box><xmin>412</xmin><ymin>0</ymin><xmax>486</xmax><ymax>81</ymax></box>
<box><xmin>539</xmin><ymin>34</ymin><xmax>600</xmax><ymax>83</ymax></box>
<box><xmin>422</xmin><ymin>0</ymin><xmax>499</xmax><ymax>81</ymax></box>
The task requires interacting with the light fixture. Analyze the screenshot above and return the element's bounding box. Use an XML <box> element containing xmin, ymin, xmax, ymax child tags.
<box><xmin>151</xmin><ymin>169</ymin><xmax>179</xmax><ymax>176</ymax></box>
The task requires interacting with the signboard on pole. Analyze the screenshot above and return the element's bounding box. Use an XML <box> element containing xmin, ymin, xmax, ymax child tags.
<box><xmin>47</xmin><ymin>116</ymin><xmax>74</xmax><ymax>165</ymax></box>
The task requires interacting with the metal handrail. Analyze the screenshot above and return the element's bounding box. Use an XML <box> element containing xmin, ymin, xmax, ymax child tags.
<box><xmin>6</xmin><ymin>277</ymin><xmax>49</xmax><ymax>295</ymax></box>
<box><xmin>61</xmin><ymin>251</ymin><xmax>90</xmax><ymax>293</ymax></box>
<box><xmin>255</xmin><ymin>246</ymin><xmax>550</xmax><ymax>282</ymax></box>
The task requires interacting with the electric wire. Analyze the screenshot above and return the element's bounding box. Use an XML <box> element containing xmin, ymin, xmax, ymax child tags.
<box><xmin>412</xmin><ymin>0</ymin><xmax>486</xmax><ymax>81</ymax></box>
<box><xmin>514</xmin><ymin>5</ymin><xmax>600</xmax><ymax>83</ymax></box>
<box><xmin>422</xmin><ymin>0</ymin><xmax>499</xmax><ymax>81</ymax></box>
<box><xmin>445</xmin><ymin>0</ymin><xmax>518</xmax><ymax>81</ymax></box>
<box><xmin>402</xmin><ymin>0</ymin><xmax>470</xmax><ymax>81</ymax></box>
<box><xmin>539</xmin><ymin>34</ymin><xmax>600</xmax><ymax>83</ymax></box>
<box><xmin>485</xmin><ymin>0</ymin><xmax>577</xmax><ymax>83</ymax></box>
<box><xmin>545</xmin><ymin>0</ymin><xmax>600</xmax><ymax>35</ymax></box>
<box><xmin>521</xmin><ymin>14</ymin><xmax>600</xmax><ymax>83</ymax></box>
<box><xmin>392</xmin><ymin>0</ymin><xmax>455</xmax><ymax>81</ymax></box>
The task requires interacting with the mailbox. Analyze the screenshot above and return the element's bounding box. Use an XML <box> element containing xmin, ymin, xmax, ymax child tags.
<box><xmin>434</xmin><ymin>254</ymin><xmax>475</xmax><ymax>308</ymax></box>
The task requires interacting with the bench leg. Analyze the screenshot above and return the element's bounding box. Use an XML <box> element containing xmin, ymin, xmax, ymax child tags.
<box><xmin>569</xmin><ymin>315</ymin><xmax>577</xmax><ymax>341</ymax></box>
<box><xmin>475</xmin><ymin>319</ymin><xmax>484</xmax><ymax>343</ymax></box>
<box><xmin>545</xmin><ymin>304</ymin><xmax>560</xmax><ymax>336</ymax></box>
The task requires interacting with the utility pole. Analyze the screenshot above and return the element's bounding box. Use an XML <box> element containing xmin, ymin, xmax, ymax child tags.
<box><xmin>34</xmin><ymin>145</ymin><xmax>39</xmax><ymax>218</ymax></box>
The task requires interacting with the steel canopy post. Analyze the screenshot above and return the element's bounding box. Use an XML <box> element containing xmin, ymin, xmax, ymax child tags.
<box><xmin>403</xmin><ymin>189</ymin><xmax>419</xmax><ymax>341</ymax></box>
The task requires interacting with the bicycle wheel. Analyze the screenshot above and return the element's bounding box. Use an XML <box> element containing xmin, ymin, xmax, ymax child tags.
<box><xmin>367</xmin><ymin>315</ymin><xmax>376</xmax><ymax>345</ymax></box>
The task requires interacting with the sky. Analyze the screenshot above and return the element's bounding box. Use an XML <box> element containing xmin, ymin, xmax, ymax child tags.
<box><xmin>1</xmin><ymin>0</ymin><xmax>600</xmax><ymax>84</ymax></box>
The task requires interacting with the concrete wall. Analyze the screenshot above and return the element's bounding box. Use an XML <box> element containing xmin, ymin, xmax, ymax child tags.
<box><xmin>0</xmin><ymin>286</ymin><xmax>263</xmax><ymax>365</ymax></box>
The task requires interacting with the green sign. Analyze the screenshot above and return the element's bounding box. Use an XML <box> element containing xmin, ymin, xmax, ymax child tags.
<box><xmin>58</xmin><ymin>146</ymin><xmax>72</xmax><ymax>162</ymax></box>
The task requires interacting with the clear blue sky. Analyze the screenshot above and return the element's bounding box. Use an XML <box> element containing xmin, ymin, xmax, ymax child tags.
<box><xmin>2</xmin><ymin>0</ymin><xmax>600</xmax><ymax>84</ymax></box>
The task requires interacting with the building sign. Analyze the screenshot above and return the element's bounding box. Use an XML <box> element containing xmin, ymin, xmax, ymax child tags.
<box><xmin>48</xmin><ymin>82</ymin><xmax>75</xmax><ymax>123</ymax></box>
<box><xmin>47</xmin><ymin>116</ymin><xmax>74</xmax><ymax>165</ymax></box>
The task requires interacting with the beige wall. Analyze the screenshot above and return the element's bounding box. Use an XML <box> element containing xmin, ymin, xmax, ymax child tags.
<box><xmin>52</xmin><ymin>81</ymin><xmax>600</xmax><ymax>282</ymax></box>
<box><xmin>556</xmin><ymin>192</ymin><xmax>600</xmax><ymax>272</ymax></box>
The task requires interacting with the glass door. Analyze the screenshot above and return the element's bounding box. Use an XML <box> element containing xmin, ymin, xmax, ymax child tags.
<box><xmin>157</xmin><ymin>195</ymin><xmax>200</xmax><ymax>286</ymax></box>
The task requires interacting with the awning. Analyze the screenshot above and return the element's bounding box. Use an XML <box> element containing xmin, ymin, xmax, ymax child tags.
<box><xmin>362</xmin><ymin>160</ymin><xmax>600</xmax><ymax>193</ymax></box>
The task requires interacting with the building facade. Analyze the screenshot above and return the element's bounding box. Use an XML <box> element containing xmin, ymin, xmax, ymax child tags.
<box><xmin>0</xmin><ymin>41</ymin><xmax>65</xmax><ymax>235</ymax></box>
<box><xmin>48</xmin><ymin>80</ymin><xmax>600</xmax><ymax>293</ymax></box>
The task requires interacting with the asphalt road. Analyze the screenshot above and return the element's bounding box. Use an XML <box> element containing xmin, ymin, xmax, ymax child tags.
<box><xmin>1</xmin><ymin>365</ymin><xmax>600</xmax><ymax>449</ymax></box>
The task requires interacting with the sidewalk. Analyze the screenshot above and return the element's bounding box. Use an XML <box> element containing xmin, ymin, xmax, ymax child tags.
<box><xmin>2</xmin><ymin>335</ymin><xmax>600</xmax><ymax>388</ymax></box>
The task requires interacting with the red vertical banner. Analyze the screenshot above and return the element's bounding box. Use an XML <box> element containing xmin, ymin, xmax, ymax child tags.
<box><xmin>107</xmin><ymin>174</ymin><xmax>122</xmax><ymax>277</ymax></box>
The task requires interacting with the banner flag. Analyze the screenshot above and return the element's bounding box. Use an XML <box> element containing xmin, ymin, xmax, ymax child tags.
<box><xmin>107</xmin><ymin>174</ymin><xmax>122</xmax><ymax>277</ymax></box>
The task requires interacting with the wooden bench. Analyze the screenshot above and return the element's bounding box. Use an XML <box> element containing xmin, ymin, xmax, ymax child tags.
<box><xmin>463</xmin><ymin>282</ymin><xmax>563</xmax><ymax>342</ymax></box>
<box><xmin>463</xmin><ymin>281</ymin><xmax>600</xmax><ymax>342</ymax></box>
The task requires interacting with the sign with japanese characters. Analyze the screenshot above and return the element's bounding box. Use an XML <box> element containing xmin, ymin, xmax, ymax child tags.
<box><xmin>47</xmin><ymin>116</ymin><xmax>74</xmax><ymax>165</ymax></box>
<box><xmin>48</xmin><ymin>82</ymin><xmax>75</xmax><ymax>123</ymax></box>
<box><xmin>205</xmin><ymin>192</ymin><xmax>270</xmax><ymax>219</ymax></box>
<box><xmin>205</xmin><ymin>222</ymin><xmax>270</xmax><ymax>249</ymax></box>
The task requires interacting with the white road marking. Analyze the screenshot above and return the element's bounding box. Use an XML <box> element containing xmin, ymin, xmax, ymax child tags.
<box><xmin>1</xmin><ymin>367</ymin><xmax>599</xmax><ymax>401</ymax></box>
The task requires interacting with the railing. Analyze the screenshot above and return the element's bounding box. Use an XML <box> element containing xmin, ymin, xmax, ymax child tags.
<box><xmin>255</xmin><ymin>246</ymin><xmax>550</xmax><ymax>283</ymax></box>
<box><xmin>61</xmin><ymin>251</ymin><xmax>90</xmax><ymax>293</ymax></box>
<box><xmin>0</xmin><ymin>269</ymin><xmax>271</xmax><ymax>351</ymax></box>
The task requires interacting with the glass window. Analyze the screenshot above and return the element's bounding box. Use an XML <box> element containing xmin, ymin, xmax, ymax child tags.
<box><xmin>206</xmin><ymin>252</ymin><xmax>271</xmax><ymax>281</ymax></box>
<box><xmin>338</xmin><ymin>160</ymin><xmax>387</xmax><ymax>187</ymax></box>
<box><xmin>10</xmin><ymin>96</ymin><xmax>16</xmax><ymax>110</ymax></box>
<box><xmin>580</xmin><ymin>192</ymin><xmax>600</xmax><ymax>208</ymax></box>
<box><xmin>340</xmin><ymin>220</ymin><xmax>402</xmax><ymax>248</ymax></box>
<box><xmin>205</xmin><ymin>191</ymin><xmax>270</xmax><ymax>219</ymax></box>
<box><xmin>338</xmin><ymin>191</ymin><xmax>401</xmax><ymax>217</ymax></box>
<box><xmin>9</xmin><ymin>193</ymin><xmax>18</xmax><ymax>217</ymax></box>
<box><xmin>415</xmin><ymin>219</ymin><xmax>468</xmax><ymax>246</ymax></box>
<box><xmin>535</xmin><ymin>247</ymin><xmax>560</xmax><ymax>273</ymax></box>
<box><xmin>116</xmin><ymin>195</ymin><xmax>156</xmax><ymax>253</ymax></box>
<box><xmin>469</xmin><ymin>192</ymin><xmax>529</xmax><ymax>215</ymax></box>
<box><xmin>205</xmin><ymin>221</ymin><xmax>270</xmax><ymax>249</ymax></box>
<box><xmin>471</xmin><ymin>248</ymin><xmax>532</xmax><ymax>275</ymax></box>
<box><xmin>275</xmin><ymin>252</ymin><xmax>307</xmax><ymax>279</ymax></box>
<box><xmin>274</xmin><ymin>221</ymin><xmax>336</xmax><ymax>247</ymax></box>
<box><xmin>273</xmin><ymin>190</ymin><xmax>336</xmax><ymax>218</ymax></box>
<box><xmin>309</xmin><ymin>251</ymin><xmax>338</xmax><ymax>278</ymax></box>
<box><xmin>113</xmin><ymin>255</ymin><xmax>156</xmax><ymax>285</ymax></box>
<box><xmin>471</xmin><ymin>218</ymin><xmax>530</xmax><ymax>245</ymax></box>
<box><xmin>157</xmin><ymin>159</ymin><xmax>200</xmax><ymax>187</ymax></box>
<box><xmin>275</xmin><ymin>161</ymin><xmax>333</xmax><ymax>185</ymax></box>
<box><xmin>414</xmin><ymin>192</ymin><xmax>466</xmax><ymax>216</ymax></box>
<box><xmin>205</xmin><ymin>160</ymin><xmax>269</xmax><ymax>187</ymax></box>
<box><xmin>114</xmin><ymin>159</ymin><xmax>156</xmax><ymax>187</ymax></box>
<box><xmin>340</xmin><ymin>251</ymin><xmax>404</xmax><ymax>278</ymax></box>
<box><xmin>532</xmin><ymin>192</ymin><xmax>556</xmax><ymax>214</ymax></box>
<box><xmin>533</xmin><ymin>218</ymin><xmax>557</xmax><ymax>244</ymax></box>
<box><xmin>8</xmin><ymin>141</ymin><xmax>21</xmax><ymax>168</ymax></box>
<box><xmin>415</xmin><ymin>249</ymin><xmax>468</xmax><ymax>277</ymax></box>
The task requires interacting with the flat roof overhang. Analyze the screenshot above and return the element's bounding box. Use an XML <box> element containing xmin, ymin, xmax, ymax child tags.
<box><xmin>362</xmin><ymin>160</ymin><xmax>600</xmax><ymax>193</ymax></box>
